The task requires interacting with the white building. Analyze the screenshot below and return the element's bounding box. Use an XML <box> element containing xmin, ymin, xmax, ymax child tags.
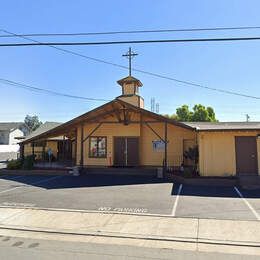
<box><xmin>0</xmin><ymin>122</ymin><xmax>29</xmax><ymax>161</ymax></box>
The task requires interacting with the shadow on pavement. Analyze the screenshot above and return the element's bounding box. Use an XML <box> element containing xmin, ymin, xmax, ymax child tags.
<box><xmin>172</xmin><ymin>183</ymin><xmax>260</xmax><ymax>198</ymax></box>
<box><xmin>0</xmin><ymin>174</ymin><xmax>171</xmax><ymax>190</ymax></box>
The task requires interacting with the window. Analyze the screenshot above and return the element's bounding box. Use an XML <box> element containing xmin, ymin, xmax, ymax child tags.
<box><xmin>89</xmin><ymin>137</ymin><xmax>107</xmax><ymax>158</ymax></box>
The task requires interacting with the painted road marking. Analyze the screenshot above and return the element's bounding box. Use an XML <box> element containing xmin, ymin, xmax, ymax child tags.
<box><xmin>0</xmin><ymin>176</ymin><xmax>63</xmax><ymax>195</ymax></box>
<box><xmin>234</xmin><ymin>186</ymin><xmax>260</xmax><ymax>221</ymax></box>
<box><xmin>1</xmin><ymin>202</ymin><xmax>36</xmax><ymax>207</ymax></box>
<box><xmin>171</xmin><ymin>184</ymin><xmax>183</xmax><ymax>216</ymax></box>
<box><xmin>98</xmin><ymin>207</ymin><xmax>148</xmax><ymax>213</ymax></box>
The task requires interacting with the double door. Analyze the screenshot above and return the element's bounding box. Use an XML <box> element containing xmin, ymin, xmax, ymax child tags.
<box><xmin>114</xmin><ymin>137</ymin><xmax>139</xmax><ymax>167</ymax></box>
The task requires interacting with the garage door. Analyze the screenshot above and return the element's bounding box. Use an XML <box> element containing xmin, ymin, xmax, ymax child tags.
<box><xmin>235</xmin><ymin>136</ymin><xmax>258</xmax><ymax>175</ymax></box>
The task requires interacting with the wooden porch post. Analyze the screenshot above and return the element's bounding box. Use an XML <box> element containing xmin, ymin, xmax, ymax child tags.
<box><xmin>63</xmin><ymin>135</ymin><xmax>66</xmax><ymax>162</ymax></box>
<box><xmin>20</xmin><ymin>144</ymin><xmax>24</xmax><ymax>160</ymax></box>
<box><xmin>164</xmin><ymin>122</ymin><xmax>168</xmax><ymax>175</ymax></box>
<box><xmin>42</xmin><ymin>141</ymin><xmax>46</xmax><ymax>161</ymax></box>
<box><xmin>74</xmin><ymin>129</ymin><xmax>77</xmax><ymax>165</ymax></box>
<box><xmin>32</xmin><ymin>142</ymin><xmax>35</xmax><ymax>160</ymax></box>
<box><xmin>80</xmin><ymin>124</ymin><xmax>84</xmax><ymax>167</ymax></box>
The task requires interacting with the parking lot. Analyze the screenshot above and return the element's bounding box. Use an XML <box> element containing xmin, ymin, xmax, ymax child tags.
<box><xmin>0</xmin><ymin>174</ymin><xmax>259</xmax><ymax>221</ymax></box>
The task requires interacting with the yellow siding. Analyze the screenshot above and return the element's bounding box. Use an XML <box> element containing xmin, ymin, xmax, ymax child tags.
<box><xmin>83</xmin><ymin>123</ymin><xmax>140</xmax><ymax>166</ymax></box>
<box><xmin>24</xmin><ymin>141</ymin><xmax>58</xmax><ymax>159</ymax></box>
<box><xmin>140</xmin><ymin>123</ymin><xmax>196</xmax><ymax>166</ymax></box>
<box><xmin>46</xmin><ymin>141</ymin><xmax>58</xmax><ymax>158</ymax></box>
<box><xmin>75</xmin><ymin>115</ymin><xmax>196</xmax><ymax>167</ymax></box>
<box><xmin>199</xmin><ymin>131</ymin><xmax>260</xmax><ymax>176</ymax></box>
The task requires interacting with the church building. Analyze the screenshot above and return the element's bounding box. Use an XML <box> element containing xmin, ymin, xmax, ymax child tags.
<box><xmin>20</xmin><ymin>49</ymin><xmax>260</xmax><ymax>177</ymax></box>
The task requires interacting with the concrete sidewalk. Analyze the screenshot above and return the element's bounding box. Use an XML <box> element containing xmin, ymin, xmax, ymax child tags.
<box><xmin>0</xmin><ymin>207</ymin><xmax>260</xmax><ymax>256</ymax></box>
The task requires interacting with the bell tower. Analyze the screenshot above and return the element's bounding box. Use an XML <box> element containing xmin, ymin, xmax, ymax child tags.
<box><xmin>116</xmin><ymin>48</ymin><xmax>144</xmax><ymax>108</ymax></box>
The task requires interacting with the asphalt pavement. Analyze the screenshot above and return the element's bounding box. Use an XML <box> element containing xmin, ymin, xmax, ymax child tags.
<box><xmin>0</xmin><ymin>174</ymin><xmax>259</xmax><ymax>220</ymax></box>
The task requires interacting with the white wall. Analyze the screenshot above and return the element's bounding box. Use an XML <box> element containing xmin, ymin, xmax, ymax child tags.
<box><xmin>9</xmin><ymin>129</ymin><xmax>24</xmax><ymax>145</ymax></box>
<box><xmin>0</xmin><ymin>145</ymin><xmax>19</xmax><ymax>153</ymax></box>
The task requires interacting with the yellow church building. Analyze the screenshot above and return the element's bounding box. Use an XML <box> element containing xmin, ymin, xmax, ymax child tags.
<box><xmin>20</xmin><ymin>51</ymin><xmax>260</xmax><ymax>177</ymax></box>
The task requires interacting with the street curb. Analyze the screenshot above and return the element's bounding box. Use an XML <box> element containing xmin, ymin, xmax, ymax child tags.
<box><xmin>0</xmin><ymin>224</ymin><xmax>259</xmax><ymax>248</ymax></box>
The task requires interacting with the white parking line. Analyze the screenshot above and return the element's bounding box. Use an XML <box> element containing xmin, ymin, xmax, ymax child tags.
<box><xmin>0</xmin><ymin>176</ymin><xmax>63</xmax><ymax>194</ymax></box>
<box><xmin>234</xmin><ymin>186</ymin><xmax>260</xmax><ymax>221</ymax></box>
<box><xmin>171</xmin><ymin>184</ymin><xmax>183</xmax><ymax>216</ymax></box>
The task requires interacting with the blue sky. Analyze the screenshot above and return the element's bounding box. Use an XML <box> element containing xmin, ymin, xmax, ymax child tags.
<box><xmin>0</xmin><ymin>0</ymin><xmax>260</xmax><ymax>122</ymax></box>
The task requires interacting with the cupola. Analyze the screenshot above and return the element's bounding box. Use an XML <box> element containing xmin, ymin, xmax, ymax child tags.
<box><xmin>116</xmin><ymin>48</ymin><xmax>144</xmax><ymax>108</ymax></box>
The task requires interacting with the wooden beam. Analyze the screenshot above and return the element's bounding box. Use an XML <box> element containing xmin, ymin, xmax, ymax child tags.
<box><xmin>85</xmin><ymin>120</ymin><xmax>160</xmax><ymax>124</ymax></box>
<box><xmin>32</xmin><ymin>142</ymin><xmax>35</xmax><ymax>160</ymax></box>
<box><xmin>123</xmin><ymin>108</ymin><xmax>128</xmax><ymax>125</ymax></box>
<box><xmin>20</xmin><ymin>144</ymin><xmax>24</xmax><ymax>160</ymax></box>
<box><xmin>82</xmin><ymin>123</ymin><xmax>103</xmax><ymax>143</ymax></box>
<box><xmin>74</xmin><ymin>129</ymin><xmax>77</xmax><ymax>165</ymax></box>
<box><xmin>42</xmin><ymin>141</ymin><xmax>46</xmax><ymax>161</ymax></box>
<box><xmin>80</xmin><ymin>124</ymin><xmax>84</xmax><ymax>167</ymax></box>
<box><xmin>144</xmin><ymin>122</ymin><xmax>165</xmax><ymax>143</ymax></box>
<box><xmin>111</xmin><ymin>103</ymin><xmax>122</xmax><ymax>123</ymax></box>
<box><xmin>164</xmin><ymin>122</ymin><xmax>168</xmax><ymax>173</ymax></box>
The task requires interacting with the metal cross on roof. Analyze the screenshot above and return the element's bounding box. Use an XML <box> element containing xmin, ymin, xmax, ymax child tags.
<box><xmin>122</xmin><ymin>47</ymin><xmax>138</xmax><ymax>76</ymax></box>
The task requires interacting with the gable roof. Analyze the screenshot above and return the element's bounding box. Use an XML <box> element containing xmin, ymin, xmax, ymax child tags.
<box><xmin>21</xmin><ymin>122</ymin><xmax>62</xmax><ymax>143</ymax></box>
<box><xmin>0</xmin><ymin>122</ymin><xmax>25</xmax><ymax>132</ymax></box>
<box><xmin>20</xmin><ymin>99</ymin><xmax>194</xmax><ymax>144</ymax></box>
<box><xmin>183</xmin><ymin>122</ymin><xmax>260</xmax><ymax>131</ymax></box>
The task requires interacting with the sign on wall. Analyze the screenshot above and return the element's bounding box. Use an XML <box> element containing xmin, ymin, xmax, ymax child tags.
<box><xmin>152</xmin><ymin>140</ymin><xmax>165</xmax><ymax>151</ymax></box>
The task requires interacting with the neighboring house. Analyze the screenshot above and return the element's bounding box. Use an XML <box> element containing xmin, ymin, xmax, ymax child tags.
<box><xmin>19</xmin><ymin>74</ymin><xmax>260</xmax><ymax>177</ymax></box>
<box><xmin>0</xmin><ymin>122</ymin><xmax>29</xmax><ymax>161</ymax></box>
<box><xmin>0</xmin><ymin>122</ymin><xmax>29</xmax><ymax>145</ymax></box>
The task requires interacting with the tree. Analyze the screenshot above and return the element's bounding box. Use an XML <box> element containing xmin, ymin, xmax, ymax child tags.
<box><xmin>24</xmin><ymin>115</ymin><xmax>42</xmax><ymax>132</ymax></box>
<box><xmin>192</xmin><ymin>104</ymin><xmax>217</xmax><ymax>122</ymax></box>
<box><xmin>165</xmin><ymin>104</ymin><xmax>217</xmax><ymax>122</ymax></box>
<box><xmin>176</xmin><ymin>105</ymin><xmax>192</xmax><ymax>121</ymax></box>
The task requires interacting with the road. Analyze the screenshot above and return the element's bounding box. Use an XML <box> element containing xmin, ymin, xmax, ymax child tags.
<box><xmin>0</xmin><ymin>234</ymin><xmax>258</xmax><ymax>260</ymax></box>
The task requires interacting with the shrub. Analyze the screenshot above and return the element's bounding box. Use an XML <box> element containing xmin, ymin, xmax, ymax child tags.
<box><xmin>22</xmin><ymin>155</ymin><xmax>35</xmax><ymax>170</ymax></box>
<box><xmin>7</xmin><ymin>159</ymin><xmax>23</xmax><ymax>170</ymax></box>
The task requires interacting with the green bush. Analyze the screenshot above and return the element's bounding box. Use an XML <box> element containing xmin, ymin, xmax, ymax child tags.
<box><xmin>22</xmin><ymin>155</ymin><xmax>35</xmax><ymax>170</ymax></box>
<box><xmin>7</xmin><ymin>159</ymin><xmax>23</xmax><ymax>170</ymax></box>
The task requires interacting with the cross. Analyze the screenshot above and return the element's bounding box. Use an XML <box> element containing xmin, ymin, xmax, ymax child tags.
<box><xmin>122</xmin><ymin>47</ymin><xmax>138</xmax><ymax>76</ymax></box>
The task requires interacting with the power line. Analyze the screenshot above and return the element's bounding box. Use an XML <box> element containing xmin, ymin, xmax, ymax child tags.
<box><xmin>2</xmin><ymin>36</ymin><xmax>260</xmax><ymax>47</ymax></box>
<box><xmin>1</xmin><ymin>26</ymin><xmax>260</xmax><ymax>38</ymax></box>
<box><xmin>1</xmin><ymin>29</ymin><xmax>260</xmax><ymax>100</ymax></box>
<box><xmin>0</xmin><ymin>78</ymin><xmax>110</xmax><ymax>102</ymax></box>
